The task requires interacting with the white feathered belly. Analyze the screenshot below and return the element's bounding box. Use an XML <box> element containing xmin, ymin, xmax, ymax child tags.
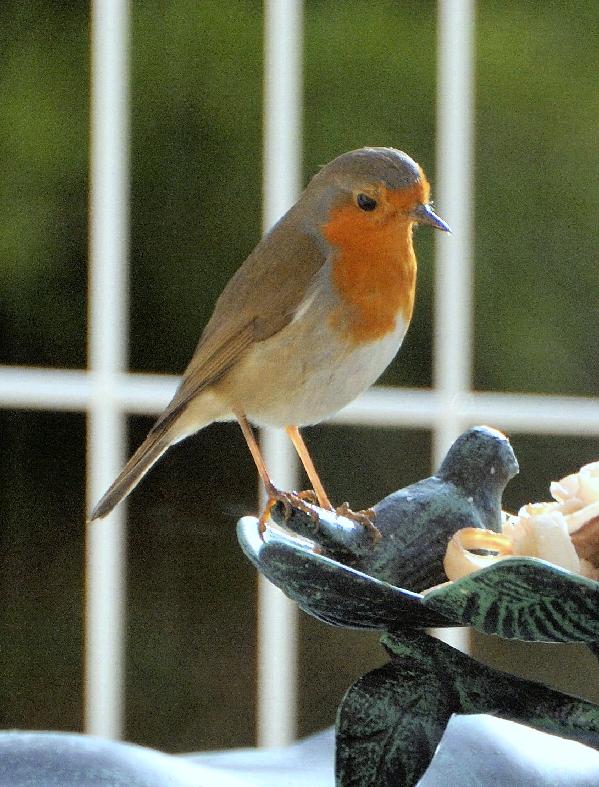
<box><xmin>223</xmin><ymin>309</ymin><xmax>410</xmax><ymax>428</ymax></box>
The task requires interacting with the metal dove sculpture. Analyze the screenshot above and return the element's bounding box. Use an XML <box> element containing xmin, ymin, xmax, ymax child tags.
<box><xmin>238</xmin><ymin>426</ymin><xmax>519</xmax><ymax>628</ymax></box>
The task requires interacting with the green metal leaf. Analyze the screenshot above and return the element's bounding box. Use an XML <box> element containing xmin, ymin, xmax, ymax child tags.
<box><xmin>423</xmin><ymin>557</ymin><xmax>599</xmax><ymax>642</ymax></box>
<box><xmin>336</xmin><ymin>630</ymin><xmax>599</xmax><ymax>786</ymax></box>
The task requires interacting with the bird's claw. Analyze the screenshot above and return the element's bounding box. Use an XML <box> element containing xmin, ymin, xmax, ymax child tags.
<box><xmin>336</xmin><ymin>502</ymin><xmax>382</xmax><ymax>544</ymax></box>
<box><xmin>258</xmin><ymin>487</ymin><xmax>320</xmax><ymax>538</ymax></box>
<box><xmin>294</xmin><ymin>489</ymin><xmax>320</xmax><ymax>505</ymax></box>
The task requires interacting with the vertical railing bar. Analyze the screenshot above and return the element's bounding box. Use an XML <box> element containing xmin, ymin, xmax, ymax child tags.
<box><xmin>433</xmin><ymin>0</ymin><xmax>475</xmax><ymax>650</ymax></box>
<box><xmin>86</xmin><ymin>0</ymin><xmax>130</xmax><ymax>738</ymax></box>
<box><xmin>257</xmin><ymin>0</ymin><xmax>303</xmax><ymax>748</ymax></box>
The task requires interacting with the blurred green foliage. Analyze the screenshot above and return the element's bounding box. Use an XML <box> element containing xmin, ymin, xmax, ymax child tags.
<box><xmin>0</xmin><ymin>0</ymin><xmax>598</xmax><ymax>753</ymax></box>
<box><xmin>475</xmin><ymin>2</ymin><xmax>599</xmax><ymax>395</ymax></box>
<box><xmin>0</xmin><ymin>1</ymin><xmax>88</xmax><ymax>367</ymax></box>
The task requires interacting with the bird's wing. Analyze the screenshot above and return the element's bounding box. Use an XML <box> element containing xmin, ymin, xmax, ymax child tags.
<box><xmin>199</xmin><ymin>204</ymin><xmax>327</xmax><ymax>345</ymax></box>
<box><xmin>152</xmin><ymin>212</ymin><xmax>327</xmax><ymax>432</ymax></box>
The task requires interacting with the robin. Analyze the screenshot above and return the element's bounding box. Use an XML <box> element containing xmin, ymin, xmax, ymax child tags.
<box><xmin>90</xmin><ymin>147</ymin><xmax>450</xmax><ymax>525</ymax></box>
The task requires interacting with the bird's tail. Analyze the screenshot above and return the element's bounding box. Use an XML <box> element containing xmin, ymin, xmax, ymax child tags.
<box><xmin>89</xmin><ymin>429</ymin><xmax>172</xmax><ymax>521</ymax></box>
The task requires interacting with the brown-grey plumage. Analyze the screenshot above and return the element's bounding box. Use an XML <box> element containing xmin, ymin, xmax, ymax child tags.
<box><xmin>90</xmin><ymin>212</ymin><xmax>327</xmax><ymax>520</ymax></box>
<box><xmin>90</xmin><ymin>147</ymin><xmax>449</xmax><ymax>522</ymax></box>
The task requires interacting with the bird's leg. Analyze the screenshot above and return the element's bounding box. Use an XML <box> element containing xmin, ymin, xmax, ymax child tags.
<box><xmin>285</xmin><ymin>426</ymin><xmax>334</xmax><ymax>511</ymax></box>
<box><xmin>234</xmin><ymin>411</ymin><xmax>319</xmax><ymax>534</ymax></box>
<box><xmin>234</xmin><ymin>410</ymin><xmax>279</xmax><ymax>533</ymax></box>
<box><xmin>285</xmin><ymin>427</ymin><xmax>379</xmax><ymax>541</ymax></box>
<box><xmin>235</xmin><ymin>410</ymin><xmax>275</xmax><ymax>494</ymax></box>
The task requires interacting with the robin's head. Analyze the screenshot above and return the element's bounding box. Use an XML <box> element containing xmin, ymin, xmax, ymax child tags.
<box><xmin>305</xmin><ymin>147</ymin><xmax>450</xmax><ymax>240</ymax></box>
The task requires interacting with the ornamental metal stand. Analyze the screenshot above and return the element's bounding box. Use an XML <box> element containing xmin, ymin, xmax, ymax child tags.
<box><xmin>238</xmin><ymin>426</ymin><xmax>599</xmax><ymax>786</ymax></box>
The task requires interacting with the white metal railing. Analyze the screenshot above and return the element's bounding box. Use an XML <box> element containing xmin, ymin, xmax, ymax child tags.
<box><xmin>434</xmin><ymin>0</ymin><xmax>474</xmax><ymax>462</ymax></box>
<box><xmin>432</xmin><ymin>0</ymin><xmax>475</xmax><ymax>651</ymax></box>
<box><xmin>86</xmin><ymin>0</ymin><xmax>130</xmax><ymax>738</ymax></box>
<box><xmin>1</xmin><ymin>0</ymin><xmax>597</xmax><ymax>748</ymax></box>
<box><xmin>257</xmin><ymin>0</ymin><xmax>302</xmax><ymax>747</ymax></box>
<box><xmin>3</xmin><ymin>369</ymin><xmax>599</xmax><ymax>435</ymax></box>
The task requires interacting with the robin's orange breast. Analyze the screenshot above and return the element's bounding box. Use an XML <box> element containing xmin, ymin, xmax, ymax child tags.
<box><xmin>219</xmin><ymin>290</ymin><xmax>411</xmax><ymax>428</ymax></box>
<box><xmin>322</xmin><ymin>180</ymin><xmax>427</xmax><ymax>345</ymax></box>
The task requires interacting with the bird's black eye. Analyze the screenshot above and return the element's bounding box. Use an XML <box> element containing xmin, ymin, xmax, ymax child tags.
<box><xmin>356</xmin><ymin>193</ymin><xmax>377</xmax><ymax>211</ymax></box>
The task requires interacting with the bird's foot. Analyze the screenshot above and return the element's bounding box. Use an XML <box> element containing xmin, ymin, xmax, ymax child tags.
<box><xmin>258</xmin><ymin>486</ymin><xmax>320</xmax><ymax>537</ymax></box>
<box><xmin>336</xmin><ymin>502</ymin><xmax>382</xmax><ymax>544</ymax></box>
<box><xmin>295</xmin><ymin>488</ymin><xmax>320</xmax><ymax>505</ymax></box>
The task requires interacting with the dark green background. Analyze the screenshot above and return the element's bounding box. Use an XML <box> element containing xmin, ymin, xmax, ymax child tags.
<box><xmin>0</xmin><ymin>1</ymin><xmax>598</xmax><ymax>752</ymax></box>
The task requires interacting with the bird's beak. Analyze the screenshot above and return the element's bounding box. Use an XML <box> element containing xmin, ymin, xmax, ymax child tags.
<box><xmin>410</xmin><ymin>203</ymin><xmax>451</xmax><ymax>233</ymax></box>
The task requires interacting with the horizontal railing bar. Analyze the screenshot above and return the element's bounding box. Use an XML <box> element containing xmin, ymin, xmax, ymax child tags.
<box><xmin>1</xmin><ymin>366</ymin><xmax>598</xmax><ymax>435</ymax></box>
<box><xmin>333</xmin><ymin>387</ymin><xmax>599</xmax><ymax>435</ymax></box>
<box><xmin>0</xmin><ymin>367</ymin><xmax>178</xmax><ymax>412</ymax></box>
